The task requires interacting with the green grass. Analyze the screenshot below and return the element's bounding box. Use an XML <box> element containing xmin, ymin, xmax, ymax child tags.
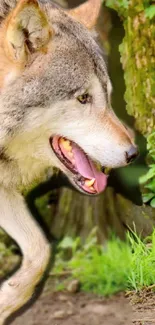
<box><xmin>52</xmin><ymin>229</ymin><xmax>155</xmax><ymax>296</ymax></box>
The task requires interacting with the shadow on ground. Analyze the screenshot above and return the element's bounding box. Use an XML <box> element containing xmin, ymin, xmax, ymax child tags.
<box><xmin>10</xmin><ymin>282</ymin><xmax>155</xmax><ymax>325</ymax></box>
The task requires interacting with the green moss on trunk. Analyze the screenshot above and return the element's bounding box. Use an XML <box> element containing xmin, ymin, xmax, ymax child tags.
<box><xmin>106</xmin><ymin>0</ymin><xmax>155</xmax><ymax>135</ymax></box>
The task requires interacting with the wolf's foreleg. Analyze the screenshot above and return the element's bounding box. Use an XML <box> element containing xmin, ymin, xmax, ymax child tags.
<box><xmin>0</xmin><ymin>188</ymin><xmax>50</xmax><ymax>324</ymax></box>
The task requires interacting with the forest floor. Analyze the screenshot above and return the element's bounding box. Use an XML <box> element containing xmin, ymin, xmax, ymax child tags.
<box><xmin>3</xmin><ymin>231</ymin><xmax>155</xmax><ymax>325</ymax></box>
<box><xmin>10</xmin><ymin>281</ymin><xmax>155</xmax><ymax>325</ymax></box>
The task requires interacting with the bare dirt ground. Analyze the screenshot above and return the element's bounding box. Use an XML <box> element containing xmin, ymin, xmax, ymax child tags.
<box><xmin>130</xmin><ymin>287</ymin><xmax>155</xmax><ymax>325</ymax></box>
<box><xmin>10</xmin><ymin>283</ymin><xmax>155</xmax><ymax>325</ymax></box>
<box><xmin>11</xmin><ymin>291</ymin><xmax>132</xmax><ymax>325</ymax></box>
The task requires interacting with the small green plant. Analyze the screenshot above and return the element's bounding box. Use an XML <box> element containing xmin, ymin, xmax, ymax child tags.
<box><xmin>105</xmin><ymin>0</ymin><xmax>129</xmax><ymax>16</ymax></box>
<box><xmin>145</xmin><ymin>5</ymin><xmax>155</xmax><ymax>19</ymax></box>
<box><xmin>128</xmin><ymin>232</ymin><xmax>155</xmax><ymax>290</ymax></box>
<box><xmin>52</xmin><ymin>228</ymin><xmax>155</xmax><ymax>296</ymax></box>
<box><xmin>140</xmin><ymin>131</ymin><xmax>155</xmax><ymax>207</ymax></box>
<box><xmin>105</xmin><ymin>0</ymin><xmax>155</xmax><ymax>19</ymax></box>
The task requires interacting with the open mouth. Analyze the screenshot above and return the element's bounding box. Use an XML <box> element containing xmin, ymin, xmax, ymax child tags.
<box><xmin>50</xmin><ymin>136</ymin><xmax>108</xmax><ymax>195</ymax></box>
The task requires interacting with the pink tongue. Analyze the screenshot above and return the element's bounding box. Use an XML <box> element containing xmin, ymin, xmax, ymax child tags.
<box><xmin>72</xmin><ymin>143</ymin><xmax>107</xmax><ymax>193</ymax></box>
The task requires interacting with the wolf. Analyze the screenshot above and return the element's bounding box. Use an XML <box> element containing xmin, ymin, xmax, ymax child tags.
<box><xmin>0</xmin><ymin>0</ymin><xmax>138</xmax><ymax>323</ymax></box>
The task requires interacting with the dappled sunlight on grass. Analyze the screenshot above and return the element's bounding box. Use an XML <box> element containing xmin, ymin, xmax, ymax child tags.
<box><xmin>52</xmin><ymin>229</ymin><xmax>155</xmax><ymax>296</ymax></box>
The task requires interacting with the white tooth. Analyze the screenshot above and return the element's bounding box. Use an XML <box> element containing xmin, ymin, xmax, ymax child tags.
<box><xmin>85</xmin><ymin>179</ymin><xmax>95</xmax><ymax>187</ymax></box>
<box><xmin>90</xmin><ymin>186</ymin><xmax>95</xmax><ymax>191</ymax></box>
<box><xmin>60</xmin><ymin>138</ymin><xmax>72</xmax><ymax>151</ymax></box>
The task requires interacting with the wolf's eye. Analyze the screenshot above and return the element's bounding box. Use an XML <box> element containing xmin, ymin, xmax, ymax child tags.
<box><xmin>77</xmin><ymin>93</ymin><xmax>91</xmax><ymax>104</ymax></box>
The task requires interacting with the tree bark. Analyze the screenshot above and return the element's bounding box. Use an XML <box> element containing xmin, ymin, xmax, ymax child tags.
<box><xmin>35</xmin><ymin>186</ymin><xmax>155</xmax><ymax>241</ymax></box>
<box><xmin>105</xmin><ymin>0</ymin><xmax>155</xmax><ymax>135</ymax></box>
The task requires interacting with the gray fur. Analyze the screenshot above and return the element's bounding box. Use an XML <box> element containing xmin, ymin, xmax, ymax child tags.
<box><xmin>0</xmin><ymin>0</ymin><xmax>17</xmax><ymax>21</ymax></box>
<box><xmin>0</xmin><ymin>1</ymin><xmax>109</xmax><ymax>140</ymax></box>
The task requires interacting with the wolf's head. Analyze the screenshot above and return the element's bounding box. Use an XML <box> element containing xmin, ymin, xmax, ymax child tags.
<box><xmin>0</xmin><ymin>0</ymin><xmax>138</xmax><ymax>194</ymax></box>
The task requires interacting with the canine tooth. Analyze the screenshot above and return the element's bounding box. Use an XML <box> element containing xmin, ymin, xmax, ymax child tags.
<box><xmin>85</xmin><ymin>179</ymin><xmax>95</xmax><ymax>187</ymax></box>
<box><xmin>60</xmin><ymin>138</ymin><xmax>72</xmax><ymax>151</ymax></box>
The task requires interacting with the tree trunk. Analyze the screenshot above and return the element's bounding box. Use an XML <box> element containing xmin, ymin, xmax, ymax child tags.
<box><xmin>35</xmin><ymin>186</ymin><xmax>155</xmax><ymax>241</ymax></box>
<box><xmin>106</xmin><ymin>0</ymin><xmax>155</xmax><ymax>135</ymax></box>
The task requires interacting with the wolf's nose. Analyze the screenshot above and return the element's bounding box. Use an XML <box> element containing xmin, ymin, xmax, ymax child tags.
<box><xmin>126</xmin><ymin>145</ymin><xmax>139</xmax><ymax>164</ymax></box>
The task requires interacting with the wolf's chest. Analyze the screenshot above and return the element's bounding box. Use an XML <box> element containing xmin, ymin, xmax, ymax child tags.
<box><xmin>17</xmin><ymin>157</ymin><xmax>52</xmax><ymax>192</ymax></box>
<box><xmin>0</xmin><ymin>155</ymin><xmax>52</xmax><ymax>191</ymax></box>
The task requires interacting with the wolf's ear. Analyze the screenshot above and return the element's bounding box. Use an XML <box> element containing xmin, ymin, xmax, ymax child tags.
<box><xmin>4</xmin><ymin>0</ymin><xmax>52</xmax><ymax>63</ymax></box>
<box><xmin>67</xmin><ymin>0</ymin><xmax>101</xmax><ymax>29</ymax></box>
